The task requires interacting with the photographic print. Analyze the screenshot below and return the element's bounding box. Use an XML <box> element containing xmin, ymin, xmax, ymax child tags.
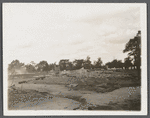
<box><xmin>3</xmin><ymin>3</ymin><xmax>147</xmax><ymax>116</ymax></box>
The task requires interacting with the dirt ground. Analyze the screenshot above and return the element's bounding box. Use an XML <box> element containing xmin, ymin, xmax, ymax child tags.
<box><xmin>8</xmin><ymin>69</ymin><xmax>141</xmax><ymax>110</ymax></box>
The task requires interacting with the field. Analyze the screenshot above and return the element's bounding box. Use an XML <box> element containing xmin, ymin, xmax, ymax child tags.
<box><xmin>8</xmin><ymin>69</ymin><xmax>141</xmax><ymax>110</ymax></box>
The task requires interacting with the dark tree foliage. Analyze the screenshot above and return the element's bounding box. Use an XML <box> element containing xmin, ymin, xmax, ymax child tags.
<box><xmin>66</xmin><ymin>62</ymin><xmax>73</xmax><ymax>70</ymax></box>
<box><xmin>123</xmin><ymin>31</ymin><xmax>141</xmax><ymax>78</ymax></box>
<box><xmin>49</xmin><ymin>63</ymin><xmax>55</xmax><ymax>70</ymax></box>
<box><xmin>124</xmin><ymin>57</ymin><xmax>133</xmax><ymax>69</ymax></box>
<box><xmin>25</xmin><ymin>64</ymin><xmax>36</xmax><ymax>73</ymax></box>
<box><xmin>123</xmin><ymin>31</ymin><xmax>141</xmax><ymax>69</ymax></box>
<box><xmin>59</xmin><ymin>59</ymin><xmax>69</xmax><ymax>71</ymax></box>
<box><xmin>73</xmin><ymin>59</ymin><xmax>84</xmax><ymax>70</ymax></box>
<box><xmin>94</xmin><ymin>57</ymin><xmax>103</xmax><ymax>68</ymax></box>
<box><xmin>83</xmin><ymin>56</ymin><xmax>91</xmax><ymax>69</ymax></box>
<box><xmin>105</xmin><ymin>59</ymin><xmax>123</xmax><ymax>69</ymax></box>
<box><xmin>116</xmin><ymin>60</ymin><xmax>124</xmax><ymax>68</ymax></box>
<box><xmin>36</xmin><ymin>61</ymin><xmax>49</xmax><ymax>72</ymax></box>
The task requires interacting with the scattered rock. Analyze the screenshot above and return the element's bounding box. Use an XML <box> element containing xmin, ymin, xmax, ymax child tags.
<box><xmin>68</xmin><ymin>84</ymin><xmax>78</xmax><ymax>88</ymax></box>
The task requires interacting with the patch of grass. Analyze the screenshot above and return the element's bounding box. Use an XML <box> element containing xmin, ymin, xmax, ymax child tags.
<box><xmin>70</xmin><ymin>70</ymin><xmax>140</xmax><ymax>93</ymax></box>
<box><xmin>89</xmin><ymin>95</ymin><xmax>141</xmax><ymax>110</ymax></box>
<box><xmin>8</xmin><ymin>88</ymin><xmax>52</xmax><ymax>110</ymax></box>
<box><xmin>122</xmin><ymin>95</ymin><xmax>141</xmax><ymax>110</ymax></box>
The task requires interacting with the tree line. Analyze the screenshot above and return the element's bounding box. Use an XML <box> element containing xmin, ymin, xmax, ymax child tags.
<box><xmin>8</xmin><ymin>31</ymin><xmax>141</xmax><ymax>74</ymax></box>
<box><xmin>8</xmin><ymin>56</ymin><xmax>104</xmax><ymax>73</ymax></box>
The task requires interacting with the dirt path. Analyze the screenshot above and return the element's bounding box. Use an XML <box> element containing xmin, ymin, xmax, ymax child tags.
<box><xmin>10</xmin><ymin>96</ymin><xmax>80</xmax><ymax>110</ymax></box>
<box><xmin>10</xmin><ymin>82</ymin><xmax>140</xmax><ymax>110</ymax></box>
<box><xmin>82</xmin><ymin>86</ymin><xmax>140</xmax><ymax>106</ymax></box>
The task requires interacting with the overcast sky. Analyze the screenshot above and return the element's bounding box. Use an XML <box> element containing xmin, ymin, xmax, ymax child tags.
<box><xmin>3</xmin><ymin>3</ymin><xmax>141</xmax><ymax>65</ymax></box>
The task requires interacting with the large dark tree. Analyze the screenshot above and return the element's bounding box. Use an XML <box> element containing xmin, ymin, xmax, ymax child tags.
<box><xmin>124</xmin><ymin>57</ymin><xmax>132</xmax><ymax>69</ymax></box>
<box><xmin>123</xmin><ymin>31</ymin><xmax>141</xmax><ymax>78</ymax></box>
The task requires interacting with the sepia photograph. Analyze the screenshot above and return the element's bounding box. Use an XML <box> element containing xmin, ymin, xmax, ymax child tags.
<box><xmin>3</xmin><ymin>3</ymin><xmax>147</xmax><ymax>115</ymax></box>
